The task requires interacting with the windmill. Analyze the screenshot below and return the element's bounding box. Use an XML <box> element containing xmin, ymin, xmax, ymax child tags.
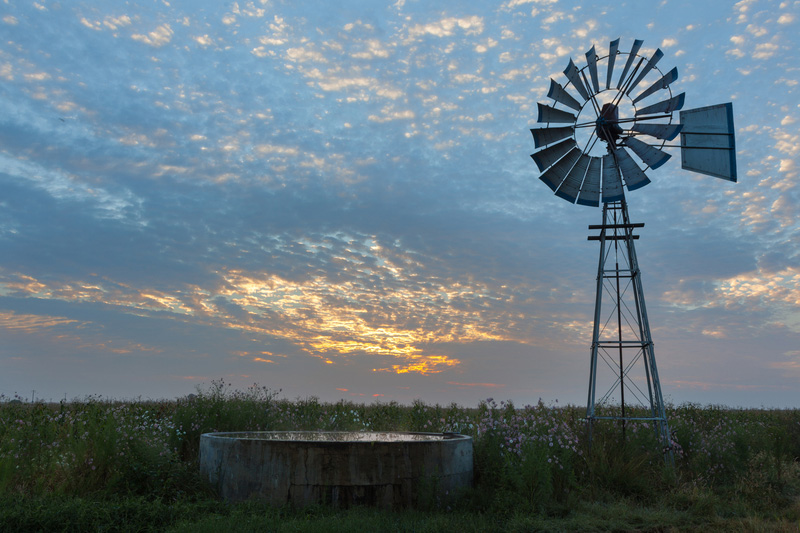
<box><xmin>529</xmin><ymin>38</ymin><xmax>737</xmax><ymax>461</ymax></box>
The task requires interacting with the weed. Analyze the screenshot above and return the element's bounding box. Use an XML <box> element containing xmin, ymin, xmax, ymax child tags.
<box><xmin>1</xmin><ymin>386</ymin><xmax>798</xmax><ymax>531</ymax></box>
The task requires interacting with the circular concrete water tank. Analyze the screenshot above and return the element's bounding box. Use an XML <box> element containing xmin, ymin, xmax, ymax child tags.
<box><xmin>199</xmin><ymin>431</ymin><xmax>473</xmax><ymax>508</ymax></box>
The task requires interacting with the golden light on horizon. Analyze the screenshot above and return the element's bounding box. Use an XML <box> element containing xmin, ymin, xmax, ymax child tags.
<box><xmin>216</xmin><ymin>267</ymin><xmax>513</xmax><ymax>374</ymax></box>
<box><xmin>0</xmin><ymin>245</ymin><xmax>567</xmax><ymax>377</ymax></box>
<box><xmin>385</xmin><ymin>354</ymin><xmax>460</xmax><ymax>374</ymax></box>
<box><xmin>0</xmin><ymin>266</ymin><xmax>526</xmax><ymax>377</ymax></box>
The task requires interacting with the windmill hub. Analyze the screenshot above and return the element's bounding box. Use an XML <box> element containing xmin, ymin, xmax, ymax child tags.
<box><xmin>573</xmin><ymin>90</ymin><xmax>636</xmax><ymax>158</ymax></box>
<box><xmin>595</xmin><ymin>103</ymin><xmax>623</xmax><ymax>147</ymax></box>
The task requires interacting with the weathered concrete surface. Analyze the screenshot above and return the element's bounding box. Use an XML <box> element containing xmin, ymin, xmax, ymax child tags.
<box><xmin>199</xmin><ymin>431</ymin><xmax>473</xmax><ymax>508</ymax></box>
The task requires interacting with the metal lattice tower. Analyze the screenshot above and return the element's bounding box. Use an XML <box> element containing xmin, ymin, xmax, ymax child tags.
<box><xmin>587</xmin><ymin>199</ymin><xmax>672</xmax><ymax>462</ymax></box>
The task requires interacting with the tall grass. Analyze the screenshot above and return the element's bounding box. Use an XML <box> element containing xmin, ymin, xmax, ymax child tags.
<box><xmin>1</xmin><ymin>381</ymin><xmax>799</xmax><ymax>531</ymax></box>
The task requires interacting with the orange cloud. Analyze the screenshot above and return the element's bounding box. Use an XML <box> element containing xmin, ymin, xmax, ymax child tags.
<box><xmin>380</xmin><ymin>354</ymin><xmax>461</xmax><ymax>375</ymax></box>
<box><xmin>769</xmin><ymin>361</ymin><xmax>800</xmax><ymax>369</ymax></box>
<box><xmin>0</xmin><ymin>310</ymin><xmax>80</xmax><ymax>332</ymax></box>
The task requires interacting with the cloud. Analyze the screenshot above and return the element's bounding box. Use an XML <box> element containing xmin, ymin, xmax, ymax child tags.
<box><xmin>193</xmin><ymin>35</ymin><xmax>214</xmax><ymax>47</ymax></box>
<box><xmin>406</xmin><ymin>16</ymin><xmax>484</xmax><ymax>40</ymax></box>
<box><xmin>0</xmin><ymin>311</ymin><xmax>80</xmax><ymax>332</ymax></box>
<box><xmin>752</xmin><ymin>41</ymin><xmax>779</xmax><ymax>60</ymax></box>
<box><xmin>286</xmin><ymin>46</ymin><xmax>327</xmax><ymax>63</ymax></box>
<box><xmin>132</xmin><ymin>24</ymin><xmax>174</xmax><ymax>47</ymax></box>
<box><xmin>351</xmin><ymin>39</ymin><xmax>392</xmax><ymax>59</ymax></box>
<box><xmin>103</xmin><ymin>15</ymin><xmax>132</xmax><ymax>30</ymax></box>
<box><xmin>231</xmin><ymin>1</ymin><xmax>267</xmax><ymax>18</ymax></box>
<box><xmin>712</xmin><ymin>267</ymin><xmax>800</xmax><ymax>316</ymax></box>
<box><xmin>778</xmin><ymin>158</ymin><xmax>797</xmax><ymax>175</ymax></box>
<box><xmin>0</xmin><ymin>156</ymin><xmax>144</xmax><ymax>224</ymax></box>
<box><xmin>368</xmin><ymin>108</ymin><xmax>415</xmax><ymax>122</ymax></box>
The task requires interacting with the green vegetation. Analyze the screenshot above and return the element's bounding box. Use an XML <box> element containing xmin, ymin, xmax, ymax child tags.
<box><xmin>2</xmin><ymin>380</ymin><xmax>799</xmax><ymax>532</ymax></box>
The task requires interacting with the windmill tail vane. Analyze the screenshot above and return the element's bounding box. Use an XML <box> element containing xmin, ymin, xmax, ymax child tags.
<box><xmin>528</xmin><ymin>38</ymin><xmax>738</xmax><ymax>464</ymax></box>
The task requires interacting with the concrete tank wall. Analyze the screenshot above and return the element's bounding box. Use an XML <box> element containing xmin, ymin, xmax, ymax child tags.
<box><xmin>199</xmin><ymin>431</ymin><xmax>473</xmax><ymax>508</ymax></box>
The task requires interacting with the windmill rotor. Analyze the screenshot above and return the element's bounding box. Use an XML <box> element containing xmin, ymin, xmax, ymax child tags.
<box><xmin>530</xmin><ymin>38</ymin><xmax>736</xmax><ymax>207</ymax></box>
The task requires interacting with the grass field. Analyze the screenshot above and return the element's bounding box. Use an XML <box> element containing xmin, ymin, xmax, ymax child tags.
<box><xmin>1</xmin><ymin>380</ymin><xmax>799</xmax><ymax>532</ymax></box>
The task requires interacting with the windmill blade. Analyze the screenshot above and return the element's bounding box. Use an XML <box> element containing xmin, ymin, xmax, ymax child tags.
<box><xmin>614</xmin><ymin>147</ymin><xmax>651</xmax><ymax>191</ymax></box>
<box><xmin>630</xmin><ymin>122</ymin><xmax>683</xmax><ymax>141</ymax></box>
<box><xmin>601</xmin><ymin>153</ymin><xmax>625</xmax><ymax>203</ymax></box>
<box><xmin>530</xmin><ymin>126</ymin><xmax>574</xmax><ymax>148</ymax></box>
<box><xmin>537</xmin><ymin>103</ymin><xmax>577</xmax><ymax>124</ymax></box>
<box><xmin>632</xmin><ymin>67</ymin><xmax>678</xmax><ymax>104</ymax></box>
<box><xmin>624</xmin><ymin>136</ymin><xmax>672</xmax><ymax>170</ymax></box>
<box><xmin>606</xmin><ymin>38</ymin><xmax>619</xmax><ymax>89</ymax></box>
<box><xmin>636</xmin><ymin>93</ymin><xmax>685</xmax><ymax>116</ymax></box>
<box><xmin>626</xmin><ymin>48</ymin><xmax>664</xmax><ymax>95</ymax></box>
<box><xmin>585</xmin><ymin>46</ymin><xmax>600</xmax><ymax>94</ymax></box>
<box><xmin>530</xmin><ymin>138</ymin><xmax>577</xmax><ymax>172</ymax></box>
<box><xmin>540</xmin><ymin>147</ymin><xmax>581</xmax><ymax>193</ymax></box>
<box><xmin>617</xmin><ymin>39</ymin><xmax>643</xmax><ymax>89</ymax></box>
<box><xmin>563</xmin><ymin>58</ymin><xmax>591</xmax><ymax>102</ymax></box>
<box><xmin>556</xmin><ymin>153</ymin><xmax>591</xmax><ymax>203</ymax></box>
<box><xmin>680</xmin><ymin>102</ymin><xmax>737</xmax><ymax>181</ymax></box>
<box><xmin>577</xmin><ymin>156</ymin><xmax>601</xmax><ymax>207</ymax></box>
<box><xmin>547</xmin><ymin>79</ymin><xmax>582</xmax><ymax>111</ymax></box>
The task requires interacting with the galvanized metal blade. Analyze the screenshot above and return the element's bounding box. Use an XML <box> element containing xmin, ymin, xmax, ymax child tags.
<box><xmin>530</xmin><ymin>138</ymin><xmax>577</xmax><ymax>172</ymax></box>
<box><xmin>537</xmin><ymin>102</ymin><xmax>577</xmax><ymax>124</ymax></box>
<box><xmin>614</xmin><ymin>147</ymin><xmax>651</xmax><ymax>191</ymax></box>
<box><xmin>632</xmin><ymin>67</ymin><xmax>678</xmax><ymax>104</ymax></box>
<box><xmin>617</xmin><ymin>39</ymin><xmax>643</xmax><ymax>89</ymax></box>
<box><xmin>606</xmin><ymin>38</ymin><xmax>619</xmax><ymax>89</ymax></box>
<box><xmin>540</xmin><ymin>147</ymin><xmax>581</xmax><ymax>194</ymax></box>
<box><xmin>577</xmin><ymin>156</ymin><xmax>601</xmax><ymax>206</ymax></box>
<box><xmin>635</xmin><ymin>93</ymin><xmax>685</xmax><ymax>116</ymax></box>
<box><xmin>585</xmin><ymin>45</ymin><xmax>600</xmax><ymax>94</ymax></box>
<box><xmin>563</xmin><ymin>58</ymin><xmax>591</xmax><ymax>102</ymax></box>
<box><xmin>530</xmin><ymin>126</ymin><xmax>574</xmax><ymax>148</ymax></box>
<box><xmin>624</xmin><ymin>136</ymin><xmax>672</xmax><ymax>170</ymax></box>
<box><xmin>630</xmin><ymin>122</ymin><xmax>683</xmax><ymax>141</ymax></box>
<box><xmin>547</xmin><ymin>79</ymin><xmax>582</xmax><ymax>111</ymax></box>
<box><xmin>601</xmin><ymin>153</ymin><xmax>625</xmax><ymax>203</ymax></box>
<box><xmin>626</xmin><ymin>48</ymin><xmax>664</xmax><ymax>96</ymax></box>
<box><xmin>556</xmin><ymin>152</ymin><xmax>591</xmax><ymax>203</ymax></box>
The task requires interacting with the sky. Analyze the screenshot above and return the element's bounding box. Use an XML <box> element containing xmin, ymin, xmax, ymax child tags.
<box><xmin>0</xmin><ymin>0</ymin><xmax>798</xmax><ymax>408</ymax></box>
